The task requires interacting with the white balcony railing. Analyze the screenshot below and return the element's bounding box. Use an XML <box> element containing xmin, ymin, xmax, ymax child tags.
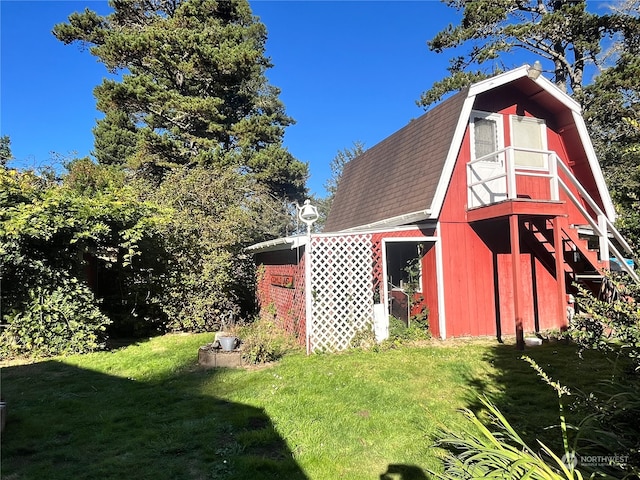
<box><xmin>467</xmin><ymin>146</ymin><xmax>559</xmax><ymax>206</ymax></box>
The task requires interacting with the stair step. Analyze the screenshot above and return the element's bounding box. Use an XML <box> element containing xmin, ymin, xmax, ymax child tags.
<box><xmin>574</xmin><ymin>273</ymin><xmax>602</xmax><ymax>280</ymax></box>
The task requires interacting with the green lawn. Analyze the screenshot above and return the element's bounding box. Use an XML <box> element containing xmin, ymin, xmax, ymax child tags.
<box><xmin>0</xmin><ymin>334</ymin><xmax>617</xmax><ymax>479</ymax></box>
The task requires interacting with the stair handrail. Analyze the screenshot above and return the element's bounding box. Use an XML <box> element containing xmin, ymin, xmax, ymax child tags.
<box><xmin>556</xmin><ymin>156</ymin><xmax>639</xmax><ymax>283</ymax></box>
<box><xmin>556</xmin><ymin>158</ymin><xmax>634</xmax><ymax>254</ymax></box>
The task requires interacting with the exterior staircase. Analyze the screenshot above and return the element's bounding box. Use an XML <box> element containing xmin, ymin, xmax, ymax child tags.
<box><xmin>556</xmin><ymin>159</ymin><xmax>639</xmax><ymax>284</ymax></box>
<box><xmin>522</xmin><ymin>218</ymin><xmax>607</xmax><ymax>294</ymax></box>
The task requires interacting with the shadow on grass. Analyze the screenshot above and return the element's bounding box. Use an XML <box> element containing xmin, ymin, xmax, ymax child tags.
<box><xmin>461</xmin><ymin>341</ymin><xmax>625</xmax><ymax>452</ymax></box>
<box><xmin>380</xmin><ymin>464</ymin><xmax>428</xmax><ymax>479</ymax></box>
<box><xmin>1</xmin><ymin>359</ymin><xmax>308</xmax><ymax>480</ymax></box>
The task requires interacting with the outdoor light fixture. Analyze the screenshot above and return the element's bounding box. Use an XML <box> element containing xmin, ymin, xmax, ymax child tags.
<box><xmin>298</xmin><ymin>199</ymin><xmax>319</xmax><ymax>228</ymax></box>
<box><xmin>297</xmin><ymin>199</ymin><xmax>319</xmax><ymax>355</ymax></box>
<box><xmin>527</xmin><ymin>60</ymin><xmax>543</xmax><ymax>80</ymax></box>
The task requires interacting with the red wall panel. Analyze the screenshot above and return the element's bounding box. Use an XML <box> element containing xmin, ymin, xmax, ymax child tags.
<box><xmin>422</xmin><ymin>245</ymin><xmax>440</xmax><ymax>338</ymax></box>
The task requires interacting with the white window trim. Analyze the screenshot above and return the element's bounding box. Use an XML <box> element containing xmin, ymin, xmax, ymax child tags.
<box><xmin>381</xmin><ymin>238</ymin><xmax>433</xmax><ymax>318</ymax></box>
<box><xmin>509</xmin><ymin>115</ymin><xmax>548</xmax><ymax>170</ymax></box>
<box><xmin>470</xmin><ymin>110</ymin><xmax>504</xmax><ymax>163</ymax></box>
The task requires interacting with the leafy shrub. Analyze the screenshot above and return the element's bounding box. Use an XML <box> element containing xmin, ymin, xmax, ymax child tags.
<box><xmin>349</xmin><ymin>322</ymin><xmax>378</xmax><ymax>350</ymax></box>
<box><xmin>388</xmin><ymin>315</ymin><xmax>430</xmax><ymax>343</ymax></box>
<box><xmin>571</xmin><ymin>273</ymin><xmax>640</xmax><ymax>369</ymax></box>
<box><xmin>0</xmin><ymin>279</ymin><xmax>111</xmax><ymax>358</ymax></box>
<box><xmin>145</xmin><ymin>167</ymin><xmax>290</xmax><ymax>333</ymax></box>
<box><xmin>0</xmin><ymin>163</ymin><xmax>169</xmax><ymax>342</ymax></box>
<box><xmin>237</xmin><ymin>319</ymin><xmax>300</xmax><ymax>364</ymax></box>
<box><xmin>388</xmin><ymin>315</ymin><xmax>407</xmax><ymax>339</ymax></box>
<box><xmin>563</xmin><ymin>275</ymin><xmax>640</xmax><ymax>476</ymax></box>
<box><xmin>348</xmin><ymin>316</ymin><xmax>433</xmax><ymax>352</ymax></box>
<box><xmin>403</xmin><ymin>257</ymin><xmax>431</xmax><ymax>336</ymax></box>
<box><xmin>571</xmin><ymin>379</ymin><xmax>640</xmax><ymax>478</ymax></box>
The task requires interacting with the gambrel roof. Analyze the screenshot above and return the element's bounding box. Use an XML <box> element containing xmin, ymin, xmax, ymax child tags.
<box><xmin>324</xmin><ymin>89</ymin><xmax>468</xmax><ymax>233</ymax></box>
<box><xmin>324</xmin><ymin>65</ymin><xmax>614</xmax><ymax>233</ymax></box>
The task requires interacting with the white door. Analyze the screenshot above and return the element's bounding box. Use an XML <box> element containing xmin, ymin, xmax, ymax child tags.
<box><xmin>468</xmin><ymin>112</ymin><xmax>506</xmax><ymax>208</ymax></box>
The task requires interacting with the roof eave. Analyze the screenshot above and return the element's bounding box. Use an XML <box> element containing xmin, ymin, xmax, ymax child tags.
<box><xmin>245</xmin><ymin>235</ymin><xmax>307</xmax><ymax>254</ymax></box>
<box><xmin>468</xmin><ymin>64</ymin><xmax>581</xmax><ymax>113</ymax></box>
<box><xmin>336</xmin><ymin>209</ymin><xmax>432</xmax><ymax>233</ymax></box>
<box><xmin>428</xmin><ymin>94</ymin><xmax>477</xmax><ymax>218</ymax></box>
<box><xmin>571</xmin><ymin>110</ymin><xmax>616</xmax><ymax>220</ymax></box>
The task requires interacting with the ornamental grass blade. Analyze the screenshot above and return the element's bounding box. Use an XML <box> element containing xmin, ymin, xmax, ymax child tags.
<box><xmin>538</xmin><ymin>442</ymin><xmax>583</xmax><ymax>480</ymax></box>
<box><xmin>432</xmin><ymin>395</ymin><xmax>584</xmax><ymax>480</ymax></box>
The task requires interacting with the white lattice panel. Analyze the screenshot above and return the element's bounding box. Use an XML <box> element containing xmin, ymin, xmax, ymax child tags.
<box><xmin>309</xmin><ymin>234</ymin><xmax>374</xmax><ymax>352</ymax></box>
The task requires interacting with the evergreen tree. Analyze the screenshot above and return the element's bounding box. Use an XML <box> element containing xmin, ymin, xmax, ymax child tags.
<box><xmin>0</xmin><ymin>136</ymin><xmax>12</xmax><ymax>167</ymax></box>
<box><xmin>324</xmin><ymin>141</ymin><xmax>366</xmax><ymax>200</ymax></box>
<box><xmin>419</xmin><ymin>0</ymin><xmax>639</xmax><ymax>107</ymax></box>
<box><xmin>582</xmin><ymin>1</ymin><xmax>640</xmax><ymax>249</ymax></box>
<box><xmin>53</xmin><ymin>0</ymin><xmax>307</xmax><ymax>199</ymax></box>
<box><xmin>51</xmin><ymin>0</ymin><xmax>306</xmax><ymax>331</ymax></box>
<box><xmin>317</xmin><ymin>141</ymin><xmax>365</xmax><ymax>231</ymax></box>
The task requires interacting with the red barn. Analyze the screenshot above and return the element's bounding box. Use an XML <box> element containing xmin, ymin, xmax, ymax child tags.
<box><xmin>248</xmin><ymin>66</ymin><xmax>637</xmax><ymax>352</ymax></box>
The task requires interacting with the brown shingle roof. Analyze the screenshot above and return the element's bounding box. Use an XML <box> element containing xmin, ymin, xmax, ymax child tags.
<box><xmin>325</xmin><ymin>89</ymin><xmax>469</xmax><ymax>232</ymax></box>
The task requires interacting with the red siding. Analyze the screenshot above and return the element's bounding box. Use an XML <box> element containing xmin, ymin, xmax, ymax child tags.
<box><xmin>495</xmin><ymin>250</ymin><xmax>563</xmax><ymax>335</ymax></box>
<box><xmin>422</xmin><ymin>246</ymin><xmax>440</xmax><ymax>338</ymax></box>
<box><xmin>439</xmin><ymin>222</ymin><xmax>498</xmax><ymax>336</ymax></box>
<box><xmin>515</xmin><ymin>175</ymin><xmax>551</xmax><ymax>201</ymax></box>
<box><xmin>439</xmin><ymin>129</ymin><xmax>497</xmax><ymax>337</ymax></box>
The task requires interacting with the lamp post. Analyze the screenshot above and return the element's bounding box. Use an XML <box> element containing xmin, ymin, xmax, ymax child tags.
<box><xmin>298</xmin><ymin>200</ymin><xmax>319</xmax><ymax>354</ymax></box>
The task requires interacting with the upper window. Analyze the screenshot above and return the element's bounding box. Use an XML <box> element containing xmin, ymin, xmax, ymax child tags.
<box><xmin>470</xmin><ymin>111</ymin><xmax>504</xmax><ymax>163</ymax></box>
<box><xmin>510</xmin><ymin>116</ymin><xmax>547</xmax><ymax>168</ymax></box>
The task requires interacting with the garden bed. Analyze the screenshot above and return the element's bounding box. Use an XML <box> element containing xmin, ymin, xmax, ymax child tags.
<box><xmin>198</xmin><ymin>344</ymin><xmax>245</xmax><ymax>368</ymax></box>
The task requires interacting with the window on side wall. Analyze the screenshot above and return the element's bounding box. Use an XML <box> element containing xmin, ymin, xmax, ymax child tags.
<box><xmin>470</xmin><ymin>111</ymin><xmax>503</xmax><ymax>163</ymax></box>
<box><xmin>511</xmin><ymin>115</ymin><xmax>547</xmax><ymax>169</ymax></box>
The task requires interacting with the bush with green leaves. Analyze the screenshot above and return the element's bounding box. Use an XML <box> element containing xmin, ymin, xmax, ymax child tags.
<box><xmin>144</xmin><ymin>166</ymin><xmax>292</xmax><ymax>332</ymax></box>
<box><xmin>388</xmin><ymin>315</ymin><xmax>431</xmax><ymax>343</ymax></box>
<box><xmin>347</xmin><ymin>316</ymin><xmax>432</xmax><ymax>353</ymax></box>
<box><xmin>0</xmin><ymin>276</ymin><xmax>110</xmax><ymax>358</ymax></box>
<box><xmin>571</xmin><ymin>273</ymin><xmax>640</xmax><ymax>370</ymax></box>
<box><xmin>349</xmin><ymin>322</ymin><xmax>378</xmax><ymax>350</ymax></box>
<box><xmin>403</xmin><ymin>257</ymin><xmax>431</xmax><ymax>337</ymax></box>
<box><xmin>571</xmin><ymin>379</ymin><xmax>640</xmax><ymax>478</ymax></box>
<box><xmin>0</xmin><ymin>162</ymin><xmax>168</xmax><ymax>351</ymax></box>
<box><xmin>562</xmin><ymin>274</ymin><xmax>640</xmax><ymax>475</ymax></box>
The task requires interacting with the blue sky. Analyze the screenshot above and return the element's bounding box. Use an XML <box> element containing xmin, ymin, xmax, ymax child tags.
<box><xmin>1</xmin><ymin>1</ymin><xmax>484</xmax><ymax>196</ymax></box>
